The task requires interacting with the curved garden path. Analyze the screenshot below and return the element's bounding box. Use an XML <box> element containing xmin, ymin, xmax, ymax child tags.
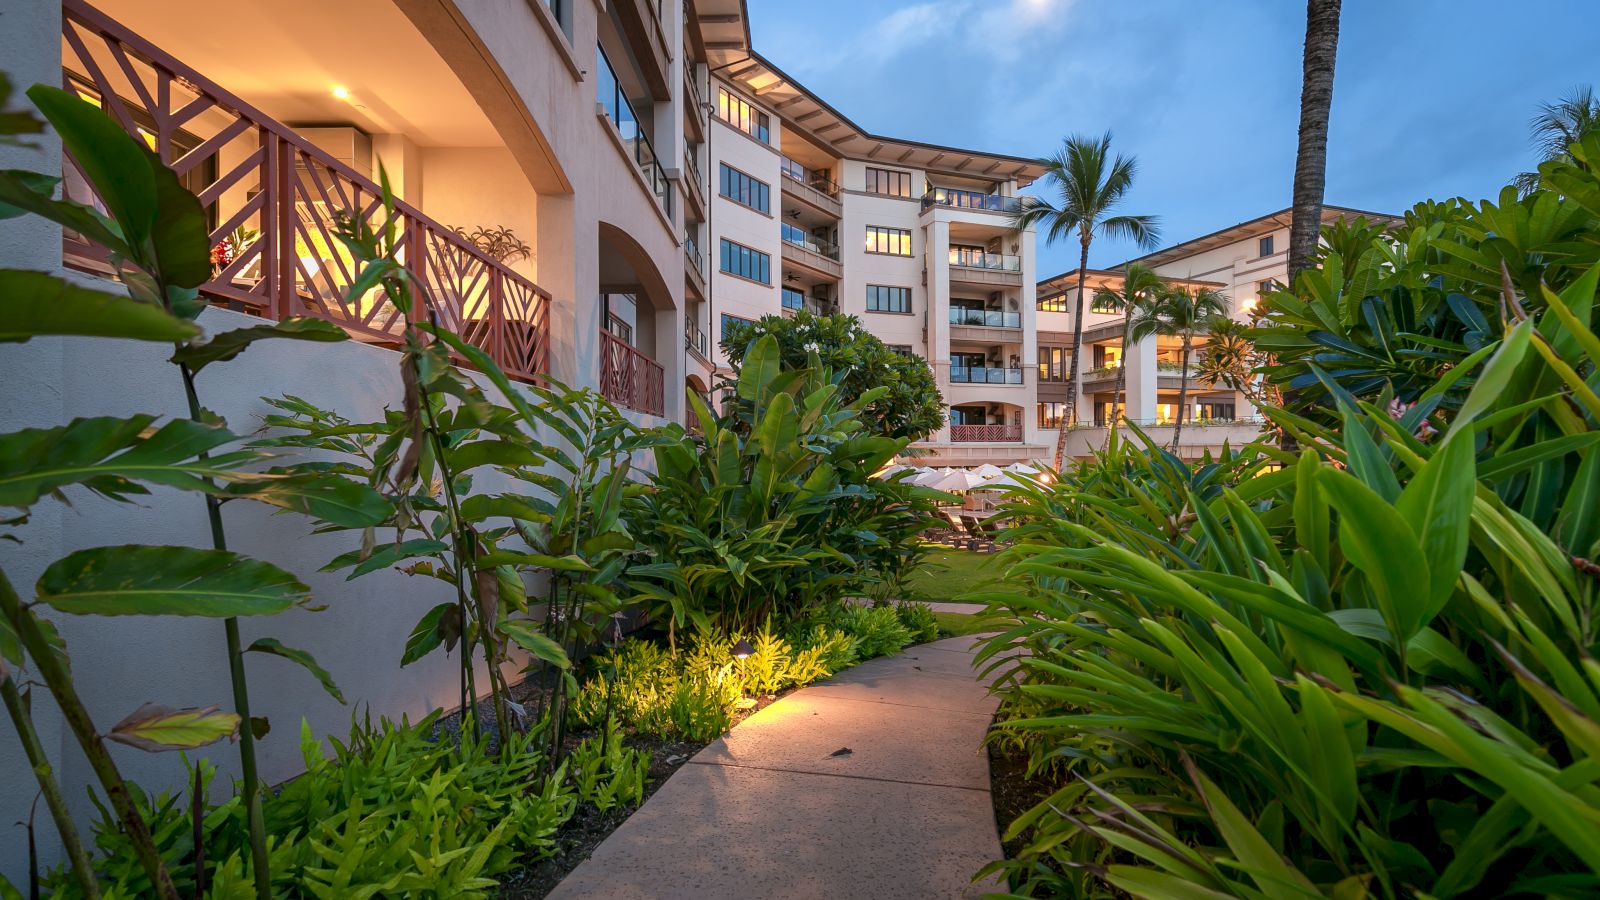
<box><xmin>547</xmin><ymin>633</ymin><xmax>1005</xmax><ymax>899</ymax></box>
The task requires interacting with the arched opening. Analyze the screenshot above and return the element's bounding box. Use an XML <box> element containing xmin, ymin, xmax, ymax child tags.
<box><xmin>597</xmin><ymin>221</ymin><xmax>677</xmax><ymax>418</ymax></box>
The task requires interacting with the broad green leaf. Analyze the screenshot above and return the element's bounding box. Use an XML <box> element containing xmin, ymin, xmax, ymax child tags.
<box><xmin>498</xmin><ymin>620</ymin><xmax>570</xmax><ymax>669</ymax></box>
<box><xmin>140</xmin><ymin>144</ymin><xmax>212</xmax><ymax>291</ymax></box>
<box><xmin>0</xmin><ymin>270</ymin><xmax>198</xmax><ymax>343</ymax></box>
<box><xmin>26</xmin><ymin>84</ymin><xmax>156</xmax><ymax>246</ymax></box>
<box><xmin>1318</xmin><ymin>467</ymin><xmax>1433</xmax><ymax>644</ymax></box>
<box><xmin>38</xmin><ymin>545</ymin><xmax>308</xmax><ymax>616</ymax></box>
<box><xmin>170</xmin><ymin>317</ymin><xmax>348</xmax><ymax>372</ymax></box>
<box><xmin>247</xmin><ymin>637</ymin><xmax>345</xmax><ymax>704</ymax></box>
<box><xmin>0</xmin><ymin>416</ymin><xmax>250</xmax><ymax>510</ymax></box>
<box><xmin>0</xmin><ymin>168</ymin><xmax>129</xmax><ymax>253</ymax></box>
<box><xmin>446</xmin><ymin>439</ymin><xmax>539</xmax><ymax>473</ymax></box>
<box><xmin>1187</xmin><ymin>763</ymin><xmax>1319</xmax><ymax>896</ymax></box>
<box><xmin>225</xmin><ymin>471</ymin><xmax>391</xmax><ymax>527</ymax></box>
<box><xmin>323</xmin><ymin>538</ymin><xmax>448</xmax><ymax>580</ymax></box>
<box><xmin>1394</xmin><ymin>430</ymin><xmax>1473</xmax><ymax>615</ymax></box>
<box><xmin>106</xmin><ymin>702</ymin><xmax>239</xmax><ymax>752</ymax></box>
<box><xmin>737</xmin><ymin>334</ymin><xmax>781</xmax><ymax>402</ymax></box>
<box><xmin>1447</xmin><ymin>320</ymin><xmax>1531</xmax><ymax>439</ymax></box>
<box><xmin>401</xmin><ymin>602</ymin><xmax>456</xmax><ymax>666</ymax></box>
<box><xmin>476</xmin><ymin>550</ymin><xmax>595</xmax><ymax>573</ymax></box>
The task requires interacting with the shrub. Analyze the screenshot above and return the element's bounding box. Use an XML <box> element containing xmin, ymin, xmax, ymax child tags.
<box><xmin>838</xmin><ymin>605</ymin><xmax>913</xmax><ymax>660</ymax></box>
<box><xmin>790</xmin><ymin>624</ymin><xmax>860</xmax><ymax>674</ymax></box>
<box><xmin>569</xmin><ymin>718</ymin><xmax>651</xmax><ymax>812</ymax></box>
<box><xmin>981</xmin><ymin>153</ymin><xmax>1600</xmax><ymax>898</ymax></box>
<box><xmin>894</xmin><ymin>601</ymin><xmax>939</xmax><ymax>644</ymax></box>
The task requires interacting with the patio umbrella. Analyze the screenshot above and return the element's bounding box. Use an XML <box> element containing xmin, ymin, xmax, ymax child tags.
<box><xmin>973</xmin><ymin>463</ymin><xmax>1003</xmax><ymax>479</ymax></box>
<box><xmin>1004</xmin><ymin>462</ymin><xmax>1040</xmax><ymax>475</ymax></box>
<box><xmin>874</xmin><ymin>464</ymin><xmax>913</xmax><ymax>480</ymax></box>
<box><xmin>930</xmin><ymin>470</ymin><xmax>987</xmax><ymax>492</ymax></box>
<box><xmin>972</xmin><ymin>470</ymin><xmax>1039</xmax><ymax>491</ymax></box>
<box><xmin>909</xmin><ymin>468</ymin><xmax>945</xmax><ymax>487</ymax></box>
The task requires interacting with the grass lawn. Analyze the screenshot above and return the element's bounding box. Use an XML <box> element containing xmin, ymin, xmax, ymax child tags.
<box><xmin>903</xmin><ymin>546</ymin><xmax>1011</xmax><ymax>603</ymax></box>
<box><xmin>933</xmin><ymin>610</ymin><xmax>1009</xmax><ymax>638</ymax></box>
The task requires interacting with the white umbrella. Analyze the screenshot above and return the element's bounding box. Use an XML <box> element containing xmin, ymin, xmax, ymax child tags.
<box><xmin>874</xmin><ymin>464</ymin><xmax>913</xmax><ymax>480</ymax></box>
<box><xmin>930</xmin><ymin>470</ymin><xmax>986</xmax><ymax>492</ymax></box>
<box><xmin>973</xmin><ymin>463</ymin><xmax>1003</xmax><ymax>478</ymax></box>
<box><xmin>1004</xmin><ymin>462</ymin><xmax>1040</xmax><ymax>475</ymax></box>
<box><xmin>972</xmin><ymin>470</ymin><xmax>1038</xmax><ymax>491</ymax></box>
<box><xmin>910</xmin><ymin>468</ymin><xmax>945</xmax><ymax>487</ymax></box>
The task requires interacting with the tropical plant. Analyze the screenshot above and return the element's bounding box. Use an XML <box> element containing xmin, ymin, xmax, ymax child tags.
<box><xmin>569</xmin><ymin>718</ymin><xmax>651</xmax><ymax>813</ymax></box>
<box><xmin>1088</xmin><ymin>263</ymin><xmax>1165</xmax><ymax>425</ymax></box>
<box><xmin>1289</xmin><ymin>0</ymin><xmax>1343</xmax><ymax>280</ymax></box>
<box><xmin>1192</xmin><ymin>316</ymin><xmax>1270</xmax><ymax>408</ymax></box>
<box><xmin>1516</xmin><ymin>84</ymin><xmax>1599</xmax><ymax>193</ymax></box>
<box><xmin>979</xmin><ymin>174</ymin><xmax>1600</xmax><ymax>897</ymax></box>
<box><xmin>628</xmin><ymin>335</ymin><xmax>940</xmax><ymax>639</ymax></box>
<box><xmin>1128</xmin><ymin>286</ymin><xmax>1230</xmax><ymax>450</ymax></box>
<box><xmin>720</xmin><ymin>311</ymin><xmax>943</xmax><ymax>440</ymax></box>
<box><xmin>894</xmin><ymin>601</ymin><xmax>939</xmax><ymax>644</ymax></box>
<box><xmin>1015</xmin><ymin>134</ymin><xmax>1160</xmax><ymax>465</ymax></box>
<box><xmin>0</xmin><ymin>77</ymin><xmax>388</xmax><ymax>898</ymax></box>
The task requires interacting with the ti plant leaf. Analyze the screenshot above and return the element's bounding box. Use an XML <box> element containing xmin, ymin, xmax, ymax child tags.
<box><xmin>106</xmin><ymin>702</ymin><xmax>239</xmax><ymax>752</ymax></box>
<box><xmin>0</xmin><ymin>270</ymin><xmax>198</xmax><ymax>343</ymax></box>
<box><xmin>170</xmin><ymin>317</ymin><xmax>349</xmax><ymax>373</ymax></box>
<box><xmin>246</xmin><ymin>638</ymin><xmax>345</xmax><ymax>704</ymax></box>
<box><xmin>224</xmin><ymin>470</ymin><xmax>391</xmax><ymax>528</ymax></box>
<box><xmin>498</xmin><ymin>620</ymin><xmax>571</xmax><ymax>669</ymax></box>
<box><xmin>37</xmin><ymin>545</ymin><xmax>310</xmax><ymax>617</ymax></box>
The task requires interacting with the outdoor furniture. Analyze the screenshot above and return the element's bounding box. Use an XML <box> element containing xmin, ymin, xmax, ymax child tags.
<box><xmin>959</xmin><ymin>514</ymin><xmax>997</xmax><ymax>553</ymax></box>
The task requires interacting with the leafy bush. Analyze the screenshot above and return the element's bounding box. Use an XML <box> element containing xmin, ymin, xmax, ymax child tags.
<box><xmin>837</xmin><ymin>605</ymin><xmax>913</xmax><ymax>660</ymax></box>
<box><xmin>568</xmin><ymin>718</ymin><xmax>651</xmax><ymax>812</ymax></box>
<box><xmin>982</xmin><ymin>151</ymin><xmax>1600</xmax><ymax>899</ymax></box>
<box><xmin>894</xmin><ymin>602</ymin><xmax>939</xmax><ymax>644</ymax></box>
<box><xmin>46</xmin><ymin>713</ymin><xmax>574</xmax><ymax>898</ymax></box>
<box><xmin>790</xmin><ymin>624</ymin><xmax>859</xmax><ymax>674</ymax></box>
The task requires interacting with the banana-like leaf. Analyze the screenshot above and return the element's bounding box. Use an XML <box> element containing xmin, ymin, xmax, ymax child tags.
<box><xmin>246</xmin><ymin>637</ymin><xmax>345</xmax><ymax>704</ymax></box>
<box><xmin>0</xmin><ymin>270</ymin><xmax>197</xmax><ymax>344</ymax></box>
<box><xmin>225</xmin><ymin>470</ymin><xmax>391</xmax><ymax>527</ymax></box>
<box><xmin>106</xmin><ymin>702</ymin><xmax>239</xmax><ymax>752</ymax></box>
<box><xmin>498</xmin><ymin>620</ymin><xmax>570</xmax><ymax>669</ymax></box>
<box><xmin>170</xmin><ymin>317</ymin><xmax>348</xmax><ymax>372</ymax></box>
<box><xmin>38</xmin><ymin>545</ymin><xmax>309</xmax><ymax>616</ymax></box>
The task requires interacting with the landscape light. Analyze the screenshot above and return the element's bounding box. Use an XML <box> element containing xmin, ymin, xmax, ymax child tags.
<box><xmin>732</xmin><ymin>639</ymin><xmax>754</xmax><ymax>659</ymax></box>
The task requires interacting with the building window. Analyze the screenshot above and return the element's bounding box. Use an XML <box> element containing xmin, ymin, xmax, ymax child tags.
<box><xmin>949</xmin><ymin>244</ymin><xmax>990</xmax><ymax>267</ymax></box>
<box><xmin>1038</xmin><ymin>294</ymin><xmax>1068</xmax><ymax>313</ymax></box>
<box><xmin>719</xmin><ymin>238</ymin><xmax>770</xmax><ymax>284</ymax></box>
<box><xmin>1038</xmin><ymin>402</ymin><xmax>1068</xmax><ymax>429</ymax></box>
<box><xmin>865</xmin><ymin>225</ymin><xmax>912</xmax><ymax>256</ymax></box>
<box><xmin>951</xmin><ymin>405</ymin><xmax>989</xmax><ymax>426</ymax></box>
<box><xmin>1038</xmin><ymin>346</ymin><xmax>1070</xmax><ymax>382</ymax></box>
<box><xmin>721</xmin><ymin>312</ymin><xmax>754</xmax><ymax>340</ymax></box>
<box><xmin>1258</xmin><ymin>278</ymin><xmax>1278</xmax><ymax>294</ymax></box>
<box><xmin>866</xmin><ymin>284</ymin><xmax>911</xmax><ymax>314</ymax></box>
<box><xmin>1090</xmin><ymin>295</ymin><xmax>1121</xmax><ymax>314</ymax></box>
<box><xmin>888</xmin><ymin>344</ymin><xmax>915</xmax><ymax>356</ymax></box>
<box><xmin>719</xmin><ymin>164</ymin><xmax>770</xmax><ymax>213</ymax></box>
<box><xmin>1197</xmin><ymin>401</ymin><xmax>1237</xmax><ymax>421</ymax></box>
<box><xmin>781</xmin><ymin>287</ymin><xmax>805</xmax><ymax>311</ymax></box>
<box><xmin>865</xmin><ymin>167</ymin><xmax>913</xmax><ymax>198</ymax></box>
<box><xmin>717</xmin><ymin>87</ymin><xmax>770</xmax><ymax>143</ymax></box>
<box><xmin>1258</xmin><ymin>235</ymin><xmax>1275</xmax><ymax>257</ymax></box>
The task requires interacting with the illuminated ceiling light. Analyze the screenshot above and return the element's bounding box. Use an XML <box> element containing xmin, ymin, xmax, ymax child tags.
<box><xmin>331</xmin><ymin>85</ymin><xmax>351</xmax><ymax>101</ymax></box>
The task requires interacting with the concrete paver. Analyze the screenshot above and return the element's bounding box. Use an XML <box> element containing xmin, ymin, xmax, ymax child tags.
<box><xmin>547</xmin><ymin>636</ymin><xmax>1005</xmax><ymax>899</ymax></box>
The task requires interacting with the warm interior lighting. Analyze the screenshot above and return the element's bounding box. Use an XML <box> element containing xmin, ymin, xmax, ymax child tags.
<box><xmin>331</xmin><ymin>85</ymin><xmax>351</xmax><ymax>101</ymax></box>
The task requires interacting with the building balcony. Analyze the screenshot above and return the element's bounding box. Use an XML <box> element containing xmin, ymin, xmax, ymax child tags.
<box><xmin>921</xmin><ymin>188</ymin><xmax>1022</xmax><ymax>216</ymax></box>
<box><xmin>600</xmin><ymin>329</ymin><xmax>666</xmax><ymax>416</ymax></box>
<box><xmin>780</xmin><ymin>156</ymin><xmax>842</xmax><ymax>218</ymax></box>
<box><xmin>685</xmin><ymin>319</ymin><xmax>711</xmax><ymax>363</ymax></box>
<box><xmin>949</xmin><ymin>309</ymin><xmax>1020</xmax><ymax>328</ymax></box>
<box><xmin>780</xmin><ymin>230</ymin><xmax>843</xmax><ymax>280</ymax></box>
<box><xmin>58</xmin><ymin>0</ymin><xmax>551</xmax><ymax>383</ymax></box>
<box><xmin>685</xmin><ymin>239</ymin><xmax>706</xmax><ymax>300</ymax></box>
<box><xmin>597</xmin><ymin>45</ymin><xmax>673</xmax><ymax>219</ymax></box>
<box><xmin>950</xmin><ymin>423</ymin><xmax>1024</xmax><ymax>443</ymax></box>
<box><xmin>949</xmin><ymin>252</ymin><xmax>1023</xmax><ymax>288</ymax></box>
<box><xmin>950</xmin><ymin>366</ymin><xmax>1025</xmax><ymax>385</ymax></box>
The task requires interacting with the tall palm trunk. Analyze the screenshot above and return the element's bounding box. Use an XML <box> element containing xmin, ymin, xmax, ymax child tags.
<box><xmin>1172</xmin><ymin>335</ymin><xmax>1193</xmax><ymax>453</ymax></box>
<box><xmin>1288</xmin><ymin>0</ymin><xmax>1341</xmax><ymax>282</ymax></box>
<box><xmin>1052</xmin><ymin>232</ymin><xmax>1092</xmax><ymax>469</ymax></box>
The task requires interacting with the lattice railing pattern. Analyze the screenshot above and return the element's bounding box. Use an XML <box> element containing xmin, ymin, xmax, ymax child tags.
<box><xmin>599</xmin><ymin>329</ymin><xmax>665</xmax><ymax>417</ymax></box>
<box><xmin>58</xmin><ymin>0</ymin><xmax>550</xmax><ymax>383</ymax></box>
<box><xmin>950</xmin><ymin>424</ymin><xmax>1024</xmax><ymax>443</ymax></box>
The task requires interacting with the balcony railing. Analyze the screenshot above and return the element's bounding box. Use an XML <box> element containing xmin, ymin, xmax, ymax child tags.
<box><xmin>949</xmin><ymin>308</ymin><xmax>1020</xmax><ymax>328</ymax></box>
<box><xmin>685</xmin><ymin>319</ymin><xmax>709</xmax><ymax>359</ymax></box>
<box><xmin>600</xmin><ymin>329</ymin><xmax>665</xmax><ymax>416</ymax></box>
<box><xmin>597</xmin><ymin>45</ymin><xmax>672</xmax><ymax>217</ymax></box>
<box><xmin>950</xmin><ymin>423</ymin><xmax>1024</xmax><ymax>443</ymax></box>
<box><xmin>950</xmin><ymin>366</ymin><xmax>1025</xmax><ymax>385</ymax></box>
<box><xmin>781</xmin><ymin>225</ymin><xmax>840</xmax><ymax>261</ymax></box>
<box><xmin>58</xmin><ymin>0</ymin><xmax>550</xmax><ymax>382</ymax></box>
<box><xmin>949</xmin><ymin>251</ymin><xmax>1022</xmax><ymax>271</ymax></box>
<box><xmin>921</xmin><ymin>188</ymin><xmax>1022</xmax><ymax>214</ymax></box>
<box><xmin>780</xmin><ymin>156</ymin><xmax>841</xmax><ymax>197</ymax></box>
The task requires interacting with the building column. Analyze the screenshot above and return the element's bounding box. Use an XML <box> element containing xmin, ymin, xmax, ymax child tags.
<box><xmin>927</xmin><ymin>218</ymin><xmax>951</xmax><ymax>442</ymax></box>
<box><xmin>536</xmin><ymin>191</ymin><xmax>594</xmax><ymax>389</ymax></box>
<box><xmin>1123</xmin><ymin>331</ymin><xmax>1159</xmax><ymax>423</ymax></box>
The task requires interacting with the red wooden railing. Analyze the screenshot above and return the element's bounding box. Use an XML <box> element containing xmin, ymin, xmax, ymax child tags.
<box><xmin>58</xmin><ymin>0</ymin><xmax>550</xmax><ymax>382</ymax></box>
<box><xmin>599</xmin><ymin>329</ymin><xmax>665</xmax><ymax>416</ymax></box>
<box><xmin>950</xmin><ymin>424</ymin><xmax>1024</xmax><ymax>443</ymax></box>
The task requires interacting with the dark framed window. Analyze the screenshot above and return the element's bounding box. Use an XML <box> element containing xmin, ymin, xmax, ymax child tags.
<box><xmin>1257</xmin><ymin>278</ymin><xmax>1278</xmax><ymax>294</ymax></box>
<box><xmin>951</xmin><ymin>405</ymin><xmax>988</xmax><ymax>425</ymax></box>
<box><xmin>1038</xmin><ymin>294</ymin><xmax>1068</xmax><ymax>312</ymax></box>
<box><xmin>1038</xmin><ymin>346</ymin><xmax>1070</xmax><ymax>382</ymax></box>
<box><xmin>888</xmin><ymin>344</ymin><xmax>915</xmax><ymax>356</ymax></box>
<box><xmin>1038</xmin><ymin>402</ymin><xmax>1068</xmax><ymax>428</ymax></box>
<box><xmin>781</xmin><ymin>287</ymin><xmax>805</xmax><ymax>310</ymax></box>
<box><xmin>719</xmin><ymin>238</ymin><xmax>770</xmax><ymax>284</ymax></box>
<box><xmin>864</xmin><ymin>167</ymin><xmax>913</xmax><ymax>198</ymax></box>
<box><xmin>949</xmin><ymin>244</ymin><xmax>989</xmax><ymax>267</ymax></box>
<box><xmin>866</xmin><ymin>284</ymin><xmax>910</xmax><ymax>313</ymax></box>
<box><xmin>717</xmin><ymin>87</ymin><xmax>770</xmax><ymax>143</ymax></box>
<box><xmin>1197</xmin><ymin>401</ymin><xmax>1237</xmax><ymax>421</ymax></box>
<box><xmin>1090</xmin><ymin>295</ymin><xmax>1120</xmax><ymax>314</ymax></box>
<box><xmin>720</xmin><ymin>312</ymin><xmax>754</xmax><ymax>340</ymax></box>
<box><xmin>1258</xmin><ymin>235</ymin><xmax>1275</xmax><ymax>257</ymax></box>
<box><xmin>865</xmin><ymin>225</ymin><xmax>912</xmax><ymax>256</ymax></box>
<box><xmin>719</xmin><ymin>163</ymin><xmax>770</xmax><ymax>213</ymax></box>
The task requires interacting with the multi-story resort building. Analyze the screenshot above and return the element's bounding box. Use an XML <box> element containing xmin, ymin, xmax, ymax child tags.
<box><xmin>1035</xmin><ymin>206</ymin><xmax>1398</xmax><ymax>461</ymax></box>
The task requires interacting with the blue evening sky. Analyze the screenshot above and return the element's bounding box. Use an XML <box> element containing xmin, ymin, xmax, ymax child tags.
<box><xmin>748</xmin><ymin>0</ymin><xmax>1599</xmax><ymax>278</ymax></box>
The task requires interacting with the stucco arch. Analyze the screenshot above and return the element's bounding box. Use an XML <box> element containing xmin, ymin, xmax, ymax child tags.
<box><xmin>598</xmin><ymin>220</ymin><xmax>678</xmax><ymax>314</ymax></box>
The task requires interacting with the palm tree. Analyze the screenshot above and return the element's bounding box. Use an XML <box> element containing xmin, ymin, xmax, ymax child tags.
<box><xmin>1516</xmin><ymin>85</ymin><xmax>1600</xmax><ymax>194</ymax></box>
<box><xmin>1288</xmin><ymin>0</ymin><xmax>1342</xmax><ymax>283</ymax></box>
<box><xmin>1013</xmin><ymin>133</ymin><xmax>1160</xmax><ymax>468</ymax></box>
<box><xmin>1130</xmin><ymin>286</ymin><xmax>1229</xmax><ymax>452</ymax></box>
<box><xmin>1089</xmin><ymin>263</ymin><xmax>1165</xmax><ymax>428</ymax></box>
<box><xmin>1192</xmin><ymin>317</ymin><xmax>1258</xmax><ymax>399</ymax></box>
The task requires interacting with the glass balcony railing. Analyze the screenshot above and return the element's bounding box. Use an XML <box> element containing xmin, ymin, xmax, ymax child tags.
<box><xmin>949</xmin><ymin>308</ymin><xmax>1020</xmax><ymax>328</ymax></box>
<box><xmin>780</xmin><ymin>223</ymin><xmax>840</xmax><ymax>261</ymax></box>
<box><xmin>921</xmin><ymin>188</ymin><xmax>1022</xmax><ymax>214</ymax></box>
<box><xmin>780</xmin><ymin>155</ymin><xmax>841</xmax><ymax>198</ymax></box>
<box><xmin>950</xmin><ymin>366</ymin><xmax>1025</xmax><ymax>385</ymax></box>
<box><xmin>949</xmin><ymin>250</ymin><xmax>1021</xmax><ymax>271</ymax></box>
<box><xmin>596</xmin><ymin>45</ymin><xmax>672</xmax><ymax>217</ymax></box>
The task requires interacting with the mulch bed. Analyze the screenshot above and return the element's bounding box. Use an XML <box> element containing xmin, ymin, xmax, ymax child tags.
<box><xmin>987</xmin><ymin>739</ymin><xmax>1065</xmax><ymax>864</ymax></box>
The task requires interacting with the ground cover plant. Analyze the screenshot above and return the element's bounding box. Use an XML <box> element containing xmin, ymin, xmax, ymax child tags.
<box><xmin>980</xmin><ymin>141</ymin><xmax>1600</xmax><ymax>897</ymax></box>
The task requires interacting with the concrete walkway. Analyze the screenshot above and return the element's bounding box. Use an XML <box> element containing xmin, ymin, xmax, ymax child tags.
<box><xmin>547</xmin><ymin>635</ymin><xmax>1003</xmax><ymax>899</ymax></box>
